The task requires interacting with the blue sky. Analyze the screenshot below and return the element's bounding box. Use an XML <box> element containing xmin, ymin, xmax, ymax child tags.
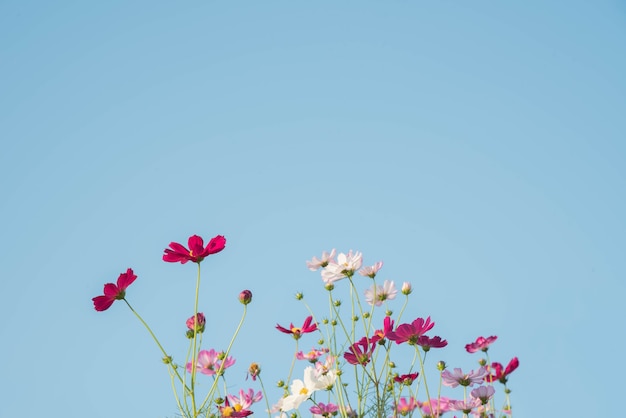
<box><xmin>1</xmin><ymin>1</ymin><xmax>624</xmax><ymax>417</ymax></box>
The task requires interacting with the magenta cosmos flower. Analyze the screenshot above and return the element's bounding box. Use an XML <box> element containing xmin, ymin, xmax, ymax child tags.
<box><xmin>343</xmin><ymin>336</ymin><xmax>377</xmax><ymax>366</ymax></box>
<box><xmin>92</xmin><ymin>268</ymin><xmax>137</xmax><ymax>311</ymax></box>
<box><xmin>486</xmin><ymin>357</ymin><xmax>519</xmax><ymax>384</ymax></box>
<box><xmin>417</xmin><ymin>335</ymin><xmax>448</xmax><ymax>351</ymax></box>
<box><xmin>310</xmin><ymin>402</ymin><xmax>339</xmax><ymax>417</ymax></box>
<box><xmin>276</xmin><ymin>315</ymin><xmax>318</xmax><ymax>340</ymax></box>
<box><xmin>163</xmin><ymin>234</ymin><xmax>226</xmax><ymax>264</ymax></box>
<box><xmin>387</xmin><ymin>316</ymin><xmax>435</xmax><ymax>345</ymax></box>
<box><xmin>395</xmin><ymin>397</ymin><xmax>418</xmax><ymax>416</ymax></box>
<box><xmin>465</xmin><ymin>335</ymin><xmax>498</xmax><ymax>353</ymax></box>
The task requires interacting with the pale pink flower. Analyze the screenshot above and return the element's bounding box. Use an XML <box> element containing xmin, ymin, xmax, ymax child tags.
<box><xmin>364</xmin><ymin>280</ymin><xmax>397</xmax><ymax>306</ymax></box>
<box><xmin>306</xmin><ymin>249</ymin><xmax>336</xmax><ymax>271</ymax></box>
<box><xmin>296</xmin><ymin>347</ymin><xmax>329</xmax><ymax>363</ymax></box>
<box><xmin>470</xmin><ymin>385</ymin><xmax>495</xmax><ymax>404</ymax></box>
<box><xmin>186</xmin><ymin>349</ymin><xmax>236</xmax><ymax>376</ymax></box>
<box><xmin>320</xmin><ymin>250</ymin><xmax>363</xmax><ymax>284</ymax></box>
<box><xmin>227</xmin><ymin>388</ymin><xmax>263</xmax><ymax>410</ymax></box>
<box><xmin>314</xmin><ymin>355</ymin><xmax>336</xmax><ymax>376</ymax></box>
<box><xmin>450</xmin><ymin>398</ymin><xmax>481</xmax><ymax>414</ymax></box>
<box><xmin>442</xmin><ymin>367</ymin><xmax>488</xmax><ymax>388</ymax></box>
<box><xmin>358</xmin><ymin>261</ymin><xmax>383</xmax><ymax>278</ymax></box>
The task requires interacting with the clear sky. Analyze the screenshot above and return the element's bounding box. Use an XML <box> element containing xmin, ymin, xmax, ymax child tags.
<box><xmin>1</xmin><ymin>1</ymin><xmax>624</xmax><ymax>417</ymax></box>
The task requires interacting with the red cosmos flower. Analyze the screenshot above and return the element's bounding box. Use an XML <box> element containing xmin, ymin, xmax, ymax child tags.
<box><xmin>417</xmin><ymin>335</ymin><xmax>448</xmax><ymax>351</ymax></box>
<box><xmin>163</xmin><ymin>234</ymin><xmax>226</xmax><ymax>264</ymax></box>
<box><xmin>465</xmin><ymin>336</ymin><xmax>498</xmax><ymax>353</ymax></box>
<box><xmin>387</xmin><ymin>316</ymin><xmax>435</xmax><ymax>345</ymax></box>
<box><xmin>92</xmin><ymin>268</ymin><xmax>137</xmax><ymax>311</ymax></box>
<box><xmin>343</xmin><ymin>336</ymin><xmax>377</xmax><ymax>366</ymax></box>
<box><xmin>485</xmin><ymin>357</ymin><xmax>519</xmax><ymax>384</ymax></box>
<box><xmin>276</xmin><ymin>315</ymin><xmax>318</xmax><ymax>340</ymax></box>
<box><xmin>393</xmin><ymin>373</ymin><xmax>419</xmax><ymax>385</ymax></box>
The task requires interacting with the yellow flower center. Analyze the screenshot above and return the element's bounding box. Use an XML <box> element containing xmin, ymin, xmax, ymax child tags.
<box><xmin>299</xmin><ymin>387</ymin><xmax>309</xmax><ymax>395</ymax></box>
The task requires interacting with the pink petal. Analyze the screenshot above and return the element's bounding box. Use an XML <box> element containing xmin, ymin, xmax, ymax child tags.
<box><xmin>206</xmin><ymin>235</ymin><xmax>226</xmax><ymax>254</ymax></box>
<box><xmin>116</xmin><ymin>268</ymin><xmax>137</xmax><ymax>290</ymax></box>
<box><xmin>92</xmin><ymin>295</ymin><xmax>115</xmax><ymax>311</ymax></box>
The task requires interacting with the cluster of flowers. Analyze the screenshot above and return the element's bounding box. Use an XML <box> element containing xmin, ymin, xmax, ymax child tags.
<box><xmin>93</xmin><ymin>234</ymin><xmax>519</xmax><ymax>418</ymax></box>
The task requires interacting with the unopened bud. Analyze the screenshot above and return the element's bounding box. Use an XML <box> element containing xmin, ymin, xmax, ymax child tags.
<box><xmin>295</xmin><ymin>292</ymin><xmax>304</xmax><ymax>300</ymax></box>
<box><xmin>162</xmin><ymin>356</ymin><xmax>173</xmax><ymax>364</ymax></box>
<box><xmin>401</xmin><ymin>282</ymin><xmax>413</xmax><ymax>295</ymax></box>
<box><xmin>238</xmin><ymin>290</ymin><xmax>253</xmax><ymax>305</ymax></box>
<box><xmin>437</xmin><ymin>361</ymin><xmax>447</xmax><ymax>371</ymax></box>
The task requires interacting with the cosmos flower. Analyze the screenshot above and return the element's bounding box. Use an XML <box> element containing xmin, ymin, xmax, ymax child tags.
<box><xmin>296</xmin><ymin>347</ymin><xmax>330</xmax><ymax>363</ymax></box>
<box><xmin>485</xmin><ymin>357</ymin><xmax>519</xmax><ymax>384</ymax></box>
<box><xmin>364</xmin><ymin>280</ymin><xmax>397</xmax><ymax>307</ymax></box>
<box><xmin>343</xmin><ymin>336</ymin><xmax>376</xmax><ymax>366</ymax></box>
<box><xmin>306</xmin><ymin>249</ymin><xmax>336</xmax><ymax>271</ymax></box>
<box><xmin>186</xmin><ymin>349</ymin><xmax>236</xmax><ymax>376</ymax></box>
<box><xmin>358</xmin><ymin>261</ymin><xmax>383</xmax><ymax>278</ymax></box>
<box><xmin>465</xmin><ymin>336</ymin><xmax>498</xmax><ymax>353</ymax></box>
<box><xmin>387</xmin><ymin>316</ymin><xmax>435</xmax><ymax>345</ymax></box>
<box><xmin>442</xmin><ymin>367</ymin><xmax>488</xmax><ymax>388</ymax></box>
<box><xmin>162</xmin><ymin>234</ymin><xmax>226</xmax><ymax>264</ymax></box>
<box><xmin>92</xmin><ymin>268</ymin><xmax>137</xmax><ymax>311</ymax></box>
<box><xmin>417</xmin><ymin>335</ymin><xmax>448</xmax><ymax>351</ymax></box>
<box><xmin>395</xmin><ymin>397</ymin><xmax>418</xmax><ymax>416</ymax></box>
<box><xmin>320</xmin><ymin>250</ymin><xmax>363</xmax><ymax>284</ymax></box>
<box><xmin>276</xmin><ymin>315</ymin><xmax>318</xmax><ymax>340</ymax></box>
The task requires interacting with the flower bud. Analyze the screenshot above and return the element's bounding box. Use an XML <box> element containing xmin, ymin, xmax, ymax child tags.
<box><xmin>317</xmin><ymin>339</ymin><xmax>325</xmax><ymax>345</ymax></box>
<box><xmin>295</xmin><ymin>292</ymin><xmax>304</xmax><ymax>300</ymax></box>
<box><xmin>334</xmin><ymin>300</ymin><xmax>342</xmax><ymax>307</ymax></box>
<box><xmin>276</xmin><ymin>380</ymin><xmax>285</xmax><ymax>388</ymax></box>
<box><xmin>478</xmin><ymin>358</ymin><xmax>487</xmax><ymax>366</ymax></box>
<box><xmin>363</xmin><ymin>312</ymin><xmax>370</xmax><ymax>319</ymax></box>
<box><xmin>162</xmin><ymin>356</ymin><xmax>173</xmax><ymax>364</ymax></box>
<box><xmin>325</xmin><ymin>283</ymin><xmax>335</xmax><ymax>291</ymax></box>
<box><xmin>185</xmin><ymin>329</ymin><xmax>195</xmax><ymax>339</ymax></box>
<box><xmin>437</xmin><ymin>361</ymin><xmax>447</xmax><ymax>371</ymax></box>
<box><xmin>214</xmin><ymin>397</ymin><xmax>224</xmax><ymax>405</ymax></box>
<box><xmin>401</xmin><ymin>281</ymin><xmax>412</xmax><ymax>295</ymax></box>
<box><xmin>186</xmin><ymin>312</ymin><xmax>206</xmax><ymax>334</ymax></box>
<box><xmin>239</xmin><ymin>290</ymin><xmax>253</xmax><ymax>305</ymax></box>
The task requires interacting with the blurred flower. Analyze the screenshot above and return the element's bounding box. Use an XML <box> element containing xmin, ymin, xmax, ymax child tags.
<box><xmin>418</xmin><ymin>397</ymin><xmax>452</xmax><ymax>416</ymax></box>
<box><xmin>465</xmin><ymin>336</ymin><xmax>498</xmax><ymax>353</ymax></box>
<box><xmin>227</xmin><ymin>388</ymin><xmax>263</xmax><ymax>411</ymax></box>
<box><xmin>306</xmin><ymin>249</ymin><xmax>336</xmax><ymax>271</ymax></box>
<box><xmin>310</xmin><ymin>402</ymin><xmax>338</xmax><ymax>417</ymax></box>
<box><xmin>92</xmin><ymin>268</ymin><xmax>137</xmax><ymax>311</ymax></box>
<box><xmin>186</xmin><ymin>349</ymin><xmax>236</xmax><ymax>376</ymax></box>
<box><xmin>442</xmin><ymin>367</ymin><xmax>488</xmax><ymax>388</ymax></box>
<box><xmin>364</xmin><ymin>280</ymin><xmax>397</xmax><ymax>307</ymax></box>
<box><xmin>238</xmin><ymin>289</ymin><xmax>252</xmax><ymax>305</ymax></box>
<box><xmin>485</xmin><ymin>357</ymin><xmax>519</xmax><ymax>384</ymax></box>
<box><xmin>393</xmin><ymin>373</ymin><xmax>419</xmax><ymax>386</ymax></box>
<box><xmin>372</xmin><ymin>316</ymin><xmax>395</xmax><ymax>344</ymax></box>
<box><xmin>450</xmin><ymin>398</ymin><xmax>482</xmax><ymax>414</ymax></box>
<box><xmin>358</xmin><ymin>261</ymin><xmax>383</xmax><ymax>278</ymax></box>
<box><xmin>321</xmin><ymin>250</ymin><xmax>363</xmax><ymax>283</ymax></box>
<box><xmin>247</xmin><ymin>362</ymin><xmax>261</xmax><ymax>381</ymax></box>
<box><xmin>387</xmin><ymin>316</ymin><xmax>435</xmax><ymax>345</ymax></box>
<box><xmin>296</xmin><ymin>347</ymin><xmax>329</xmax><ymax>363</ymax></box>
<box><xmin>219</xmin><ymin>397</ymin><xmax>253</xmax><ymax>418</ymax></box>
<box><xmin>276</xmin><ymin>315</ymin><xmax>318</xmax><ymax>340</ymax></box>
<box><xmin>186</xmin><ymin>312</ymin><xmax>206</xmax><ymax>333</ymax></box>
<box><xmin>470</xmin><ymin>385</ymin><xmax>495</xmax><ymax>404</ymax></box>
<box><xmin>162</xmin><ymin>234</ymin><xmax>226</xmax><ymax>264</ymax></box>
<box><xmin>395</xmin><ymin>397</ymin><xmax>418</xmax><ymax>416</ymax></box>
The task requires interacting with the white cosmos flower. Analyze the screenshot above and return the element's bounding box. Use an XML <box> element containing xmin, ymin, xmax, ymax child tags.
<box><xmin>280</xmin><ymin>367</ymin><xmax>323</xmax><ymax>411</ymax></box>
<box><xmin>364</xmin><ymin>280</ymin><xmax>397</xmax><ymax>306</ymax></box>
<box><xmin>321</xmin><ymin>250</ymin><xmax>363</xmax><ymax>284</ymax></box>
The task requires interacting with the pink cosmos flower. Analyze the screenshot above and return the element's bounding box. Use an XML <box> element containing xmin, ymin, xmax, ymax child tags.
<box><xmin>306</xmin><ymin>249</ymin><xmax>336</xmax><ymax>271</ymax></box>
<box><xmin>276</xmin><ymin>315</ymin><xmax>318</xmax><ymax>340</ymax></box>
<box><xmin>450</xmin><ymin>398</ymin><xmax>481</xmax><ymax>414</ymax></box>
<box><xmin>358</xmin><ymin>261</ymin><xmax>383</xmax><ymax>278</ymax></box>
<box><xmin>320</xmin><ymin>250</ymin><xmax>363</xmax><ymax>283</ymax></box>
<box><xmin>417</xmin><ymin>335</ymin><xmax>448</xmax><ymax>351</ymax></box>
<box><xmin>296</xmin><ymin>347</ymin><xmax>330</xmax><ymax>363</ymax></box>
<box><xmin>465</xmin><ymin>336</ymin><xmax>498</xmax><ymax>353</ymax></box>
<box><xmin>394</xmin><ymin>372</ymin><xmax>419</xmax><ymax>385</ymax></box>
<box><xmin>395</xmin><ymin>397</ymin><xmax>418</xmax><ymax>416</ymax></box>
<box><xmin>470</xmin><ymin>385</ymin><xmax>495</xmax><ymax>404</ymax></box>
<box><xmin>442</xmin><ymin>367</ymin><xmax>488</xmax><ymax>388</ymax></box>
<box><xmin>387</xmin><ymin>316</ymin><xmax>435</xmax><ymax>345</ymax></box>
<box><xmin>343</xmin><ymin>336</ymin><xmax>376</xmax><ymax>366</ymax></box>
<box><xmin>418</xmin><ymin>397</ymin><xmax>452</xmax><ymax>416</ymax></box>
<box><xmin>227</xmin><ymin>388</ymin><xmax>263</xmax><ymax>410</ymax></box>
<box><xmin>401</xmin><ymin>281</ymin><xmax>413</xmax><ymax>295</ymax></box>
<box><xmin>314</xmin><ymin>355</ymin><xmax>336</xmax><ymax>376</ymax></box>
<box><xmin>162</xmin><ymin>234</ymin><xmax>226</xmax><ymax>264</ymax></box>
<box><xmin>92</xmin><ymin>268</ymin><xmax>137</xmax><ymax>311</ymax></box>
<box><xmin>310</xmin><ymin>402</ymin><xmax>339</xmax><ymax>417</ymax></box>
<box><xmin>186</xmin><ymin>349</ymin><xmax>236</xmax><ymax>376</ymax></box>
<box><xmin>485</xmin><ymin>357</ymin><xmax>519</xmax><ymax>384</ymax></box>
<box><xmin>364</xmin><ymin>280</ymin><xmax>397</xmax><ymax>307</ymax></box>
<box><xmin>219</xmin><ymin>398</ymin><xmax>253</xmax><ymax>418</ymax></box>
